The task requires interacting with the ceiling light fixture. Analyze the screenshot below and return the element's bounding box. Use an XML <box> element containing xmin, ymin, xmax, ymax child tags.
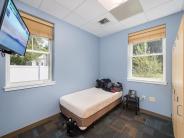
<box><xmin>98</xmin><ymin>0</ymin><xmax>128</xmax><ymax>11</ymax></box>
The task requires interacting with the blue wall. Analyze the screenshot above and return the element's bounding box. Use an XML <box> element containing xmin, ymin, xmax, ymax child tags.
<box><xmin>99</xmin><ymin>12</ymin><xmax>183</xmax><ymax>117</ymax></box>
<box><xmin>0</xmin><ymin>1</ymin><xmax>99</xmax><ymax>136</ymax></box>
<box><xmin>0</xmin><ymin>0</ymin><xmax>183</xmax><ymax>136</ymax></box>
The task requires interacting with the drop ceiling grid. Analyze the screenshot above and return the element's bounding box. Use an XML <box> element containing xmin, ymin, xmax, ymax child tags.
<box><xmin>18</xmin><ymin>0</ymin><xmax>184</xmax><ymax>37</ymax></box>
<box><xmin>144</xmin><ymin>0</ymin><xmax>183</xmax><ymax>21</ymax></box>
<box><xmin>18</xmin><ymin>0</ymin><xmax>43</xmax><ymax>8</ymax></box>
<box><xmin>40</xmin><ymin>0</ymin><xmax>73</xmax><ymax>19</ymax></box>
<box><xmin>55</xmin><ymin>0</ymin><xmax>86</xmax><ymax>11</ymax></box>
<box><xmin>139</xmin><ymin>0</ymin><xmax>172</xmax><ymax>12</ymax></box>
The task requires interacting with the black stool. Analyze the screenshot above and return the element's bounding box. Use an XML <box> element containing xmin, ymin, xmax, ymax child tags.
<box><xmin>124</xmin><ymin>90</ymin><xmax>140</xmax><ymax>115</ymax></box>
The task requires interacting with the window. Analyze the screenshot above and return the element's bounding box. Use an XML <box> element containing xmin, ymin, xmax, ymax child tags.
<box><xmin>128</xmin><ymin>25</ymin><xmax>166</xmax><ymax>84</ymax></box>
<box><xmin>5</xmin><ymin>12</ymin><xmax>55</xmax><ymax>91</ymax></box>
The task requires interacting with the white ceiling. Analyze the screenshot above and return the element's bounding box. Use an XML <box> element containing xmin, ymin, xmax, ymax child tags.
<box><xmin>18</xmin><ymin>0</ymin><xmax>184</xmax><ymax>37</ymax></box>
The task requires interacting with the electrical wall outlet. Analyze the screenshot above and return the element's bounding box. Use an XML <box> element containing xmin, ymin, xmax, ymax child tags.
<box><xmin>149</xmin><ymin>97</ymin><xmax>156</xmax><ymax>102</ymax></box>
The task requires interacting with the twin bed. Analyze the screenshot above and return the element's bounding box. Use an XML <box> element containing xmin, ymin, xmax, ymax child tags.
<box><xmin>60</xmin><ymin>87</ymin><xmax>122</xmax><ymax>130</ymax></box>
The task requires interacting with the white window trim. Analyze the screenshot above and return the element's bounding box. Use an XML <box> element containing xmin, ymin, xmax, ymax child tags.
<box><xmin>4</xmin><ymin>80</ymin><xmax>56</xmax><ymax>92</ymax></box>
<box><xmin>4</xmin><ymin>37</ymin><xmax>55</xmax><ymax>92</ymax></box>
<box><xmin>127</xmin><ymin>38</ymin><xmax>167</xmax><ymax>85</ymax></box>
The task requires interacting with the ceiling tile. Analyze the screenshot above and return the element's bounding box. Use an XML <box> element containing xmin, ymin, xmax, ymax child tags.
<box><xmin>101</xmin><ymin>23</ymin><xmax>126</xmax><ymax>36</ymax></box>
<box><xmin>18</xmin><ymin>0</ymin><xmax>42</xmax><ymax>8</ymax></box>
<box><xmin>82</xmin><ymin>22</ymin><xmax>102</xmax><ymax>34</ymax></box>
<box><xmin>18</xmin><ymin>0</ymin><xmax>184</xmax><ymax>37</ymax></box>
<box><xmin>75</xmin><ymin>0</ymin><xmax>108</xmax><ymax>22</ymax></box>
<box><xmin>145</xmin><ymin>0</ymin><xmax>183</xmax><ymax>21</ymax></box>
<box><xmin>81</xmin><ymin>24</ymin><xmax>103</xmax><ymax>36</ymax></box>
<box><xmin>65</xmin><ymin>12</ymin><xmax>88</xmax><ymax>27</ymax></box>
<box><xmin>139</xmin><ymin>0</ymin><xmax>172</xmax><ymax>11</ymax></box>
<box><xmin>120</xmin><ymin>13</ymin><xmax>148</xmax><ymax>29</ymax></box>
<box><xmin>55</xmin><ymin>0</ymin><xmax>85</xmax><ymax>10</ymax></box>
<box><xmin>86</xmin><ymin>28</ymin><xmax>106</xmax><ymax>36</ymax></box>
<box><xmin>81</xmin><ymin>13</ymin><xmax>123</xmax><ymax>37</ymax></box>
<box><xmin>81</xmin><ymin>19</ymin><xmax>104</xmax><ymax>36</ymax></box>
<box><xmin>40</xmin><ymin>0</ymin><xmax>71</xmax><ymax>19</ymax></box>
<box><xmin>97</xmin><ymin>31</ymin><xmax>109</xmax><ymax>37</ymax></box>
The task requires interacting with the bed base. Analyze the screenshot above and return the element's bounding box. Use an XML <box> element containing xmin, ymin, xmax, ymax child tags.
<box><xmin>60</xmin><ymin>98</ymin><xmax>122</xmax><ymax>130</ymax></box>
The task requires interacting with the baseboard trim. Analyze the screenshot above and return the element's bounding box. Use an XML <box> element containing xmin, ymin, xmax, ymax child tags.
<box><xmin>1</xmin><ymin>113</ymin><xmax>61</xmax><ymax>138</ymax></box>
<box><xmin>140</xmin><ymin>108</ymin><xmax>171</xmax><ymax>121</ymax></box>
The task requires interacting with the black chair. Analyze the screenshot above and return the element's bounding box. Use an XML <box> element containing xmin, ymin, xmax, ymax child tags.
<box><xmin>124</xmin><ymin>90</ymin><xmax>140</xmax><ymax>115</ymax></box>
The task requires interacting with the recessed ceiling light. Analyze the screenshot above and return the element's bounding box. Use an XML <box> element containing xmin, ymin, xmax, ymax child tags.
<box><xmin>98</xmin><ymin>0</ymin><xmax>128</xmax><ymax>11</ymax></box>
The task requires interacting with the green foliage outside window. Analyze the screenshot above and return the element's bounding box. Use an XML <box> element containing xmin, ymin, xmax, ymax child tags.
<box><xmin>131</xmin><ymin>39</ymin><xmax>164</xmax><ymax>80</ymax></box>
<box><xmin>132</xmin><ymin>56</ymin><xmax>163</xmax><ymax>79</ymax></box>
<box><xmin>10</xmin><ymin>35</ymin><xmax>49</xmax><ymax>65</ymax></box>
<box><xmin>10</xmin><ymin>53</ymin><xmax>42</xmax><ymax>65</ymax></box>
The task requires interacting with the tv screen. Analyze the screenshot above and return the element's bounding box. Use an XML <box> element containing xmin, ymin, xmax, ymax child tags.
<box><xmin>0</xmin><ymin>0</ymin><xmax>30</xmax><ymax>56</ymax></box>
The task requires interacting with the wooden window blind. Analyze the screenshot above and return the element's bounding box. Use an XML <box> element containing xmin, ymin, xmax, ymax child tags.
<box><xmin>20</xmin><ymin>11</ymin><xmax>54</xmax><ymax>40</ymax></box>
<box><xmin>128</xmin><ymin>24</ymin><xmax>166</xmax><ymax>44</ymax></box>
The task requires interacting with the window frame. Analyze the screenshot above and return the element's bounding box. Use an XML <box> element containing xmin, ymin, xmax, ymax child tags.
<box><xmin>4</xmin><ymin>35</ymin><xmax>55</xmax><ymax>92</ymax></box>
<box><xmin>127</xmin><ymin>38</ymin><xmax>167</xmax><ymax>85</ymax></box>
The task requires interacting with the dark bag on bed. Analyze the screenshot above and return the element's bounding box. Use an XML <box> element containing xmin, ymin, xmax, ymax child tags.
<box><xmin>96</xmin><ymin>79</ymin><xmax>112</xmax><ymax>92</ymax></box>
<box><xmin>96</xmin><ymin>79</ymin><xmax>112</xmax><ymax>91</ymax></box>
<box><xmin>111</xmin><ymin>82</ymin><xmax>123</xmax><ymax>93</ymax></box>
<box><xmin>96</xmin><ymin>79</ymin><xmax>103</xmax><ymax>88</ymax></box>
<box><xmin>103</xmin><ymin>79</ymin><xmax>112</xmax><ymax>92</ymax></box>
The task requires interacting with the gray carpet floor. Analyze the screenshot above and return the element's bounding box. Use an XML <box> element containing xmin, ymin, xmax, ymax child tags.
<box><xmin>17</xmin><ymin>103</ymin><xmax>174</xmax><ymax>138</ymax></box>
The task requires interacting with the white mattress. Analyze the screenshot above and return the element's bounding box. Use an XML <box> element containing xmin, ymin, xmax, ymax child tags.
<box><xmin>60</xmin><ymin>87</ymin><xmax>122</xmax><ymax>118</ymax></box>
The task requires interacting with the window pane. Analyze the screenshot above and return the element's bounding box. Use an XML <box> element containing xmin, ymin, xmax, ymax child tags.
<box><xmin>33</xmin><ymin>36</ymin><xmax>49</xmax><ymax>52</ymax></box>
<box><xmin>10</xmin><ymin>53</ymin><xmax>49</xmax><ymax>66</ymax></box>
<box><xmin>146</xmin><ymin>39</ymin><xmax>162</xmax><ymax>54</ymax></box>
<box><xmin>133</xmin><ymin>43</ymin><xmax>145</xmax><ymax>55</ymax></box>
<box><xmin>10</xmin><ymin>53</ymin><xmax>49</xmax><ymax>82</ymax></box>
<box><xmin>27</xmin><ymin>36</ymin><xmax>33</xmax><ymax>50</ymax></box>
<box><xmin>132</xmin><ymin>55</ymin><xmax>163</xmax><ymax>80</ymax></box>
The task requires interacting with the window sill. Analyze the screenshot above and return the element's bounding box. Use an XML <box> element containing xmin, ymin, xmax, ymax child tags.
<box><xmin>127</xmin><ymin>78</ymin><xmax>167</xmax><ymax>85</ymax></box>
<box><xmin>4</xmin><ymin>81</ymin><xmax>56</xmax><ymax>92</ymax></box>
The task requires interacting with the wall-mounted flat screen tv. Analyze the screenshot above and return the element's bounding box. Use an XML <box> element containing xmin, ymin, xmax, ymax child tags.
<box><xmin>0</xmin><ymin>0</ymin><xmax>30</xmax><ymax>56</ymax></box>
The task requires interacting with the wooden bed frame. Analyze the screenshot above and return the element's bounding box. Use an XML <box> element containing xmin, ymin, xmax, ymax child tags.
<box><xmin>60</xmin><ymin>98</ymin><xmax>122</xmax><ymax>129</ymax></box>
